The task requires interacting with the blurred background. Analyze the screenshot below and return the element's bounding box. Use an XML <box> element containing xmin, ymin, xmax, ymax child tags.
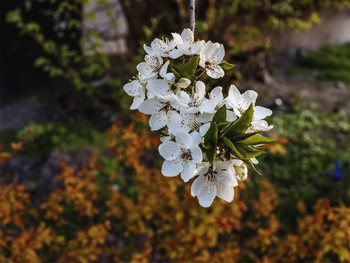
<box><xmin>0</xmin><ymin>0</ymin><xmax>349</xmax><ymax>262</ymax></box>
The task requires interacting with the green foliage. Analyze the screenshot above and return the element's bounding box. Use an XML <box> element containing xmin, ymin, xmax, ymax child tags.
<box><xmin>297</xmin><ymin>43</ymin><xmax>350</xmax><ymax>84</ymax></box>
<box><xmin>212</xmin><ymin>104</ymin><xmax>227</xmax><ymax>123</ymax></box>
<box><xmin>179</xmin><ymin>55</ymin><xmax>200</xmax><ymax>80</ymax></box>
<box><xmin>237</xmin><ymin>134</ymin><xmax>277</xmax><ymax>145</ymax></box>
<box><xmin>203</xmin><ymin>104</ymin><xmax>274</xmax><ymax>173</ymax></box>
<box><xmin>16</xmin><ymin>122</ymin><xmax>106</xmax><ymax>157</ymax></box>
<box><xmin>5</xmin><ymin>0</ymin><xmax>116</xmax><ymax>94</ymax></box>
<box><xmin>204</xmin><ymin>123</ymin><xmax>218</xmax><ymax>163</ymax></box>
<box><xmin>258</xmin><ymin>107</ymin><xmax>350</xmax><ymax>229</ymax></box>
<box><xmin>225</xmin><ymin>104</ymin><xmax>254</xmax><ymax>136</ymax></box>
<box><xmin>219</xmin><ymin>60</ymin><xmax>235</xmax><ymax>70</ymax></box>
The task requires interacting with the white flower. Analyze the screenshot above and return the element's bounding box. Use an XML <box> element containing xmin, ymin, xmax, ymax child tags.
<box><xmin>138</xmin><ymin>97</ymin><xmax>178</xmax><ymax>131</ymax></box>
<box><xmin>231</xmin><ymin>159</ymin><xmax>248</xmax><ymax>182</ymax></box>
<box><xmin>171</xmin><ymin>28</ymin><xmax>205</xmax><ymax>56</ymax></box>
<box><xmin>199</xmin><ymin>41</ymin><xmax>225</xmax><ymax>79</ymax></box>
<box><xmin>144</xmin><ymin>38</ymin><xmax>182</xmax><ymax>59</ymax></box>
<box><xmin>137</xmin><ymin>55</ymin><xmax>169</xmax><ymax>81</ymax></box>
<box><xmin>227</xmin><ymin>84</ymin><xmax>273</xmax><ymax>131</ymax></box>
<box><xmin>146</xmin><ymin>73</ymin><xmax>191</xmax><ymax>97</ymax></box>
<box><xmin>200</xmin><ymin>86</ymin><xmax>224</xmax><ymax>114</ymax></box>
<box><xmin>159</xmin><ymin>131</ymin><xmax>203</xmax><ymax>182</ymax></box>
<box><xmin>191</xmin><ymin>161</ymin><xmax>238</xmax><ymax>207</ymax></box>
<box><xmin>172</xmin><ymin>81</ymin><xmax>207</xmax><ymax>113</ymax></box>
<box><xmin>167</xmin><ymin>111</ymin><xmax>210</xmax><ymax>137</ymax></box>
<box><xmin>123</xmin><ymin>73</ymin><xmax>148</xmax><ymax>110</ymax></box>
<box><xmin>195</xmin><ymin>86</ymin><xmax>237</xmax><ymax>123</ymax></box>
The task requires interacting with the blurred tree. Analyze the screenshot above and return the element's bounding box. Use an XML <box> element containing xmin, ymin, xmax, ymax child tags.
<box><xmin>3</xmin><ymin>0</ymin><xmax>350</xmax><ymax>106</ymax></box>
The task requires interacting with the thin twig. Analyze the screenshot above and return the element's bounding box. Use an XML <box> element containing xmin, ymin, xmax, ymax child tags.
<box><xmin>190</xmin><ymin>0</ymin><xmax>196</xmax><ymax>34</ymax></box>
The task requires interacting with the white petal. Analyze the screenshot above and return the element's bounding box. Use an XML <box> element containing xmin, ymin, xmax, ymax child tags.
<box><xmin>231</xmin><ymin>159</ymin><xmax>243</xmax><ymax>166</ymax></box>
<box><xmin>228</xmin><ymin>84</ymin><xmax>241</xmax><ymax>109</ymax></box>
<box><xmin>190</xmin><ymin>145</ymin><xmax>203</xmax><ymax>163</ymax></box>
<box><xmin>175</xmin><ymin>131</ymin><xmax>193</xmax><ymax>149</ymax></box>
<box><xmin>210</xmin><ymin>86</ymin><xmax>223</xmax><ymax>104</ymax></box>
<box><xmin>161</xmin><ymin>159</ymin><xmax>183</xmax><ymax>177</ymax></box>
<box><xmin>181</xmin><ymin>28</ymin><xmax>194</xmax><ymax>43</ymax></box>
<box><xmin>167</xmin><ymin>38</ymin><xmax>177</xmax><ymax>50</ymax></box>
<box><xmin>137</xmin><ymin>62</ymin><xmax>154</xmax><ymax>77</ymax></box>
<box><xmin>172</xmin><ymin>32</ymin><xmax>183</xmax><ymax>45</ymax></box>
<box><xmin>145</xmin><ymin>54</ymin><xmax>163</xmax><ymax>69</ymax></box>
<box><xmin>176</xmin><ymin>78</ymin><xmax>191</xmax><ymax>89</ymax></box>
<box><xmin>200</xmin><ymin>99</ymin><xmax>217</xmax><ymax>114</ymax></box>
<box><xmin>197</xmin><ymin>113</ymin><xmax>214</xmax><ymax>123</ymax></box>
<box><xmin>191</xmin><ymin>40</ymin><xmax>205</xmax><ymax>55</ymax></box>
<box><xmin>215</xmin><ymin>44</ymin><xmax>225</xmax><ymax>62</ymax></box>
<box><xmin>199</xmin><ymin>123</ymin><xmax>210</xmax><ymax>136</ymax></box>
<box><xmin>143</xmin><ymin>44</ymin><xmax>153</xmax><ymax>54</ymax></box>
<box><xmin>123</xmin><ymin>80</ymin><xmax>143</xmax><ymax>96</ymax></box>
<box><xmin>191</xmin><ymin>175</ymin><xmax>206</xmax><ymax>197</ymax></box>
<box><xmin>160</xmin><ymin>135</ymin><xmax>172</xmax><ymax>143</ymax></box>
<box><xmin>168</xmin><ymin>112</ymin><xmax>190</xmax><ymax>135</ymax></box>
<box><xmin>217</xmin><ymin>185</ymin><xmax>234</xmax><ymax>203</ymax></box>
<box><xmin>139</xmin><ymin>98</ymin><xmax>163</xmax><ymax>115</ymax></box>
<box><xmin>194</xmin><ymin>162</ymin><xmax>210</xmax><ymax>176</ymax></box>
<box><xmin>251</xmin><ymin>120</ymin><xmax>273</xmax><ymax>131</ymax></box>
<box><xmin>190</xmin><ymin>131</ymin><xmax>202</xmax><ymax>145</ymax></box>
<box><xmin>159</xmin><ymin>141</ymin><xmax>181</xmax><ymax>160</ymax></box>
<box><xmin>253</xmin><ymin>106</ymin><xmax>272</xmax><ymax>120</ymax></box>
<box><xmin>197</xmin><ymin>184</ymin><xmax>216</xmax><ymax>207</ymax></box>
<box><xmin>218</xmin><ymin>171</ymin><xmax>238</xmax><ymax>187</ymax></box>
<box><xmin>226</xmin><ymin>110</ymin><xmax>238</xmax><ymax>122</ymax></box>
<box><xmin>160</xmin><ymin>60</ymin><xmax>170</xmax><ymax>78</ymax></box>
<box><xmin>200</xmin><ymin>41</ymin><xmax>216</xmax><ymax>59</ymax></box>
<box><xmin>195</xmin><ymin>81</ymin><xmax>206</xmax><ymax>99</ymax></box>
<box><xmin>251</xmin><ymin>157</ymin><xmax>259</xmax><ymax>164</ymax></box>
<box><xmin>181</xmin><ymin>161</ymin><xmax>196</xmax><ymax>182</ymax></box>
<box><xmin>149</xmin><ymin>110</ymin><xmax>167</xmax><ymax>131</ymax></box>
<box><xmin>241</xmin><ymin>90</ymin><xmax>258</xmax><ymax>110</ymax></box>
<box><xmin>146</xmin><ymin>79</ymin><xmax>169</xmax><ymax>96</ymax></box>
<box><xmin>130</xmin><ymin>93</ymin><xmax>145</xmax><ymax>110</ymax></box>
<box><xmin>169</xmin><ymin>49</ymin><xmax>183</xmax><ymax>59</ymax></box>
<box><xmin>164</xmin><ymin>72</ymin><xmax>176</xmax><ymax>84</ymax></box>
<box><xmin>234</xmin><ymin>163</ymin><xmax>248</xmax><ymax>182</ymax></box>
<box><xmin>206</xmin><ymin>66</ymin><xmax>224</xmax><ymax>79</ymax></box>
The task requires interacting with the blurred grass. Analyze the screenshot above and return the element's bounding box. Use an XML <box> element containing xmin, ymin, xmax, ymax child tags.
<box><xmin>297</xmin><ymin>43</ymin><xmax>350</xmax><ymax>84</ymax></box>
<box><xmin>0</xmin><ymin>121</ymin><xmax>106</xmax><ymax>157</ymax></box>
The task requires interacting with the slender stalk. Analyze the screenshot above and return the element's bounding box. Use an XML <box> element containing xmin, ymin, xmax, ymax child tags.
<box><xmin>190</xmin><ymin>0</ymin><xmax>196</xmax><ymax>34</ymax></box>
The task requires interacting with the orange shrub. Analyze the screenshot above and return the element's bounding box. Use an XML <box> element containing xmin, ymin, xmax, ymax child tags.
<box><xmin>0</xmin><ymin>119</ymin><xmax>349</xmax><ymax>262</ymax></box>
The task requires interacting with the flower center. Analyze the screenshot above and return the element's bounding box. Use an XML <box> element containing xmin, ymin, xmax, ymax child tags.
<box><xmin>205</xmin><ymin>58</ymin><xmax>216</xmax><ymax>70</ymax></box>
<box><xmin>188</xmin><ymin>119</ymin><xmax>200</xmax><ymax>131</ymax></box>
<box><xmin>181</xmin><ymin>149</ymin><xmax>192</xmax><ymax>161</ymax></box>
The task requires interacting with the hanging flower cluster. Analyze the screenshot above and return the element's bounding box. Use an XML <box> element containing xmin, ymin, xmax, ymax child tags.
<box><xmin>123</xmin><ymin>28</ymin><xmax>276</xmax><ymax>207</ymax></box>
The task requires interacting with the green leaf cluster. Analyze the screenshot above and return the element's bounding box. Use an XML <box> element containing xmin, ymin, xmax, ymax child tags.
<box><xmin>203</xmin><ymin>103</ymin><xmax>276</xmax><ymax>174</ymax></box>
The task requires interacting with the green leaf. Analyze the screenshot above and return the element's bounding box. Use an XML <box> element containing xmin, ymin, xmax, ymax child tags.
<box><xmin>230</xmin><ymin>132</ymin><xmax>258</xmax><ymax>141</ymax></box>
<box><xmin>171</xmin><ymin>68</ymin><xmax>181</xmax><ymax>79</ymax></box>
<box><xmin>6</xmin><ymin>10</ymin><xmax>22</xmax><ymax>24</ymax></box>
<box><xmin>237</xmin><ymin>134</ymin><xmax>277</xmax><ymax>145</ymax></box>
<box><xmin>244</xmin><ymin>159</ymin><xmax>262</xmax><ymax>175</ymax></box>
<box><xmin>225</xmin><ymin>104</ymin><xmax>254</xmax><ymax>136</ymax></box>
<box><xmin>34</xmin><ymin>57</ymin><xmax>49</xmax><ymax>67</ymax></box>
<box><xmin>219</xmin><ymin>60</ymin><xmax>235</xmax><ymax>70</ymax></box>
<box><xmin>204</xmin><ymin>123</ymin><xmax>218</xmax><ymax>163</ymax></box>
<box><xmin>212</xmin><ymin>105</ymin><xmax>227</xmax><ymax>124</ymax></box>
<box><xmin>236</xmin><ymin>145</ymin><xmax>264</xmax><ymax>158</ymax></box>
<box><xmin>222</xmin><ymin>137</ymin><xmax>244</xmax><ymax>158</ymax></box>
<box><xmin>217</xmin><ymin>121</ymin><xmax>230</xmax><ymax>129</ymax></box>
<box><xmin>180</xmin><ymin>55</ymin><xmax>199</xmax><ymax>79</ymax></box>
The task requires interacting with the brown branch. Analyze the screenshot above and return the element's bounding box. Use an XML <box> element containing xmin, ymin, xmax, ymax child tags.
<box><xmin>190</xmin><ymin>0</ymin><xmax>196</xmax><ymax>34</ymax></box>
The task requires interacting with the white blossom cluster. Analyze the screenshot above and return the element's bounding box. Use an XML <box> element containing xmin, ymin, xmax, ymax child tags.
<box><xmin>123</xmin><ymin>28</ymin><xmax>274</xmax><ymax>207</ymax></box>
